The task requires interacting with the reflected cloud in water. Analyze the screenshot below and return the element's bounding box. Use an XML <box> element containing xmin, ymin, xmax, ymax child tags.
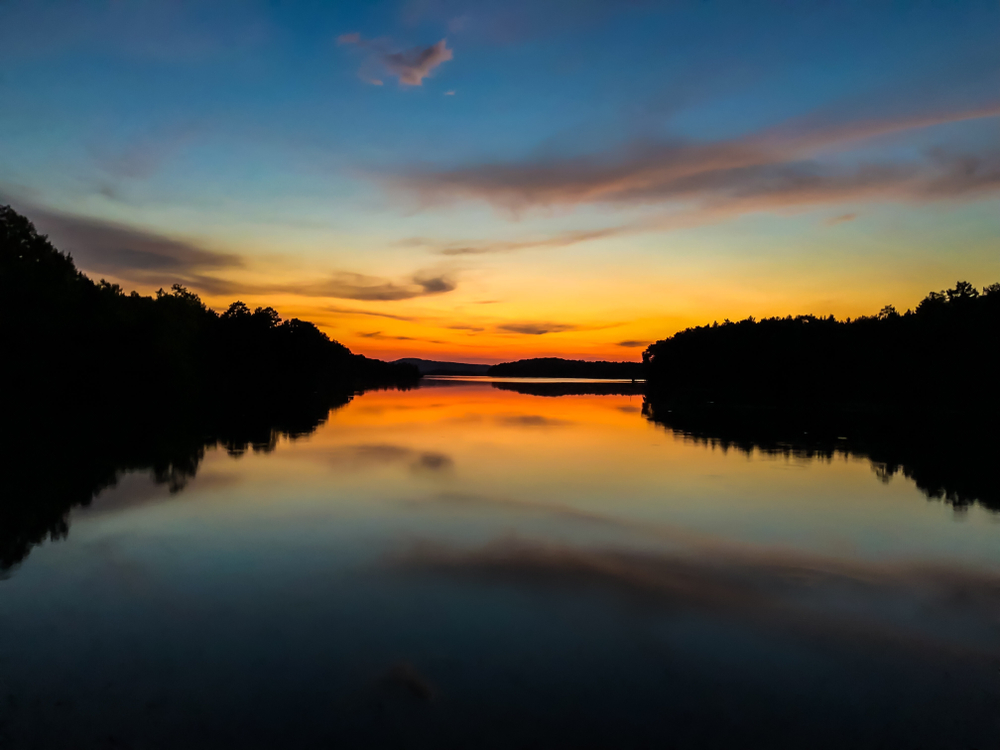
<box><xmin>329</xmin><ymin>443</ymin><xmax>455</xmax><ymax>473</ymax></box>
<box><xmin>494</xmin><ymin>414</ymin><xmax>574</xmax><ymax>427</ymax></box>
<box><xmin>387</xmin><ymin>535</ymin><xmax>1000</xmax><ymax>659</ymax></box>
<box><xmin>2</xmin><ymin>379</ymin><xmax>1000</xmax><ymax>748</ymax></box>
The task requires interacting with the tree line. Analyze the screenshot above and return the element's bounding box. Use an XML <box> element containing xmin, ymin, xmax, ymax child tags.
<box><xmin>0</xmin><ymin>205</ymin><xmax>418</xmax><ymax>420</ymax></box>
<box><xmin>642</xmin><ymin>281</ymin><xmax>1000</xmax><ymax>410</ymax></box>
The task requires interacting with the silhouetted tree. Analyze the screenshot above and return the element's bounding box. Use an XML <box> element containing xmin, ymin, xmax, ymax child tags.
<box><xmin>1</xmin><ymin>204</ymin><xmax>422</xmax><ymax>573</ymax></box>
<box><xmin>947</xmin><ymin>280</ymin><xmax>978</xmax><ymax>302</ymax></box>
<box><xmin>643</xmin><ymin>280</ymin><xmax>1000</xmax><ymax>410</ymax></box>
<box><xmin>0</xmin><ymin>205</ymin><xmax>419</xmax><ymax>419</ymax></box>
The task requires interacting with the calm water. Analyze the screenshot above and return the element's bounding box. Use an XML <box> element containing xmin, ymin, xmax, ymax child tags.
<box><xmin>2</xmin><ymin>378</ymin><xmax>999</xmax><ymax>748</ymax></box>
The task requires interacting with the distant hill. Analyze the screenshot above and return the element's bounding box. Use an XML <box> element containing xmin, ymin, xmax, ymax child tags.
<box><xmin>394</xmin><ymin>358</ymin><xmax>491</xmax><ymax>376</ymax></box>
<box><xmin>488</xmin><ymin>358</ymin><xmax>643</xmax><ymax>379</ymax></box>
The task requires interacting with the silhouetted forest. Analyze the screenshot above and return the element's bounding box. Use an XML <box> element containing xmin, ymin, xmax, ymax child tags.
<box><xmin>643</xmin><ymin>282</ymin><xmax>1000</xmax><ymax>409</ymax></box>
<box><xmin>488</xmin><ymin>358</ymin><xmax>643</xmax><ymax>379</ymax></box>
<box><xmin>1</xmin><ymin>205</ymin><xmax>419</xmax><ymax>421</ymax></box>
<box><xmin>642</xmin><ymin>398</ymin><xmax>999</xmax><ymax>514</ymax></box>
<box><xmin>1</xmin><ymin>204</ymin><xmax>421</xmax><ymax>572</ymax></box>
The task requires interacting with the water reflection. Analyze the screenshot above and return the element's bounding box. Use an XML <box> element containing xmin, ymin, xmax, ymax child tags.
<box><xmin>642</xmin><ymin>396</ymin><xmax>1000</xmax><ymax>513</ymax></box>
<box><xmin>391</xmin><ymin>535</ymin><xmax>1000</xmax><ymax>658</ymax></box>
<box><xmin>1</xmin><ymin>380</ymin><xmax>998</xmax><ymax>748</ymax></box>
<box><xmin>4</xmin><ymin>380</ymin><xmax>998</xmax><ymax>576</ymax></box>
<box><xmin>492</xmin><ymin>379</ymin><xmax>645</xmax><ymax>397</ymax></box>
<box><xmin>328</xmin><ymin>443</ymin><xmax>455</xmax><ymax>473</ymax></box>
<box><xmin>0</xmin><ymin>390</ymin><xmax>356</xmax><ymax>573</ymax></box>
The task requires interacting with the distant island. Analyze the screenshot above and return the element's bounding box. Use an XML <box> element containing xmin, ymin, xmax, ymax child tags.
<box><xmin>393</xmin><ymin>358</ymin><xmax>491</xmax><ymax>376</ymax></box>
<box><xmin>488</xmin><ymin>358</ymin><xmax>643</xmax><ymax>379</ymax></box>
<box><xmin>395</xmin><ymin>357</ymin><xmax>643</xmax><ymax>379</ymax></box>
<box><xmin>1</xmin><ymin>204</ymin><xmax>419</xmax><ymax>423</ymax></box>
<box><xmin>642</xmin><ymin>281</ymin><xmax>1000</xmax><ymax>411</ymax></box>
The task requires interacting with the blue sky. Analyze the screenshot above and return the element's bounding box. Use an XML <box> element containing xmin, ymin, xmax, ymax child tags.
<box><xmin>2</xmin><ymin>0</ymin><xmax>998</xmax><ymax>361</ymax></box>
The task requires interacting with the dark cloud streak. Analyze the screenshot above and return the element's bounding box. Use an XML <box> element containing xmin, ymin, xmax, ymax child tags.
<box><xmin>0</xmin><ymin>194</ymin><xmax>459</xmax><ymax>302</ymax></box>
<box><xmin>388</xmin><ymin>536</ymin><xmax>1000</xmax><ymax>659</ymax></box>
<box><xmin>499</xmin><ymin>322</ymin><xmax>579</xmax><ymax>335</ymax></box>
<box><xmin>357</xmin><ymin>331</ymin><xmax>449</xmax><ymax>344</ymax></box>
<box><xmin>433</xmin><ymin>226</ymin><xmax>627</xmax><ymax>256</ymax></box>
<box><xmin>2</xmin><ymin>198</ymin><xmax>243</xmax><ymax>292</ymax></box>
<box><xmin>324</xmin><ymin>305</ymin><xmax>418</xmax><ymax>322</ymax></box>
<box><xmin>246</xmin><ymin>271</ymin><xmax>457</xmax><ymax>301</ymax></box>
<box><xmin>328</xmin><ymin>443</ymin><xmax>454</xmax><ymax>473</ymax></box>
<box><xmin>386</xmin><ymin>104</ymin><xmax>1000</xmax><ymax>219</ymax></box>
<box><xmin>185</xmin><ymin>271</ymin><xmax>458</xmax><ymax>302</ymax></box>
<box><xmin>339</xmin><ymin>34</ymin><xmax>453</xmax><ymax>86</ymax></box>
<box><xmin>312</xmin><ymin>272</ymin><xmax>455</xmax><ymax>300</ymax></box>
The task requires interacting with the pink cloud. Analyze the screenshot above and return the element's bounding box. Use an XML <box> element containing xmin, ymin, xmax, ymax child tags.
<box><xmin>382</xmin><ymin>39</ymin><xmax>453</xmax><ymax>86</ymax></box>
<box><xmin>338</xmin><ymin>33</ymin><xmax>453</xmax><ymax>87</ymax></box>
<box><xmin>385</xmin><ymin>103</ymin><xmax>1000</xmax><ymax>214</ymax></box>
<box><xmin>825</xmin><ymin>213</ymin><xmax>858</xmax><ymax>225</ymax></box>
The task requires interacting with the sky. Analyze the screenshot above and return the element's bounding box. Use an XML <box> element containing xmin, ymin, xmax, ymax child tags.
<box><xmin>1</xmin><ymin>0</ymin><xmax>998</xmax><ymax>363</ymax></box>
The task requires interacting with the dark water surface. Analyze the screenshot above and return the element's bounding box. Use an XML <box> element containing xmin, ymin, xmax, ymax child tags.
<box><xmin>2</xmin><ymin>379</ymin><xmax>999</xmax><ymax>748</ymax></box>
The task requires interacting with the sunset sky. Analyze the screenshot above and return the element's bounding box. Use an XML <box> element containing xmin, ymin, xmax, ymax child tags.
<box><xmin>2</xmin><ymin>0</ymin><xmax>998</xmax><ymax>362</ymax></box>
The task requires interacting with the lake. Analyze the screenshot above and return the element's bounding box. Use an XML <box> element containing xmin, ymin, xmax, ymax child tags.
<box><xmin>2</xmin><ymin>377</ymin><xmax>998</xmax><ymax>748</ymax></box>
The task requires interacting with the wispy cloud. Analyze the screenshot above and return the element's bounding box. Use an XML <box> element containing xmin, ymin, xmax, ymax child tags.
<box><xmin>385</xmin><ymin>103</ymin><xmax>1000</xmax><ymax>217</ymax></box>
<box><xmin>323</xmin><ymin>305</ymin><xmax>418</xmax><ymax>321</ymax></box>
<box><xmin>2</xmin><ymin>197</ymin><xmax>242</xmax><ymax>290</ymax></box>
<box><xmin>496</xmin><ymin>319</ymin><xmax>624</xmax><ymax>336</ymax></box>
<box><xmin>357</xmin><ymin>331</ymin><xmax>448</xmax><ymax>344</ymax></box>
<box><xmin>399</xmin><ymin>226</ymin><xmax>630</xmax><ymax>258</ymax></box>
<box><xmin>430</xmin><ymin>226</ymin><xmax>627</xmax><ymax>256</ymax></box>
<box><xmin>384</xmin><ymin>39</ymin><xmax>453</xmax><ymax>85</ymax></box>
<box><xmin>617</xmin><ymin>340</ymin><xmax>647</xmax><ymax>348</ymax></box>
<box><xmin>209</xmin><ymin>271</ymin><xmax>457</xmax><ymax>304</ymax></box>
<box><xmin>88</xmin><ymin>124</ymin><xmax>202</xmax><ymax>181</ymax></box>
<box><xmin>499</xmin><ymin>322</ymin><xmax>579</xmax><ymax>335</ymax></box>
<box><xmin>276</xmin><ymin>271</ymin><xmax>456</xmax><ymax>301</ymax></box>
<box><xmin>825</xmin><ymin>213</ymin><xmax>857</xmax><ymax>226</ymax></box>
<box><xmin>2</xmin><ymin>195</ymin><xmax>463</xmax><ymax>303</ymax></box>
<box><xmin>338</xmin><ymin>34</ymin><xmax>453</xmax><ymax>86</ymax></box>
